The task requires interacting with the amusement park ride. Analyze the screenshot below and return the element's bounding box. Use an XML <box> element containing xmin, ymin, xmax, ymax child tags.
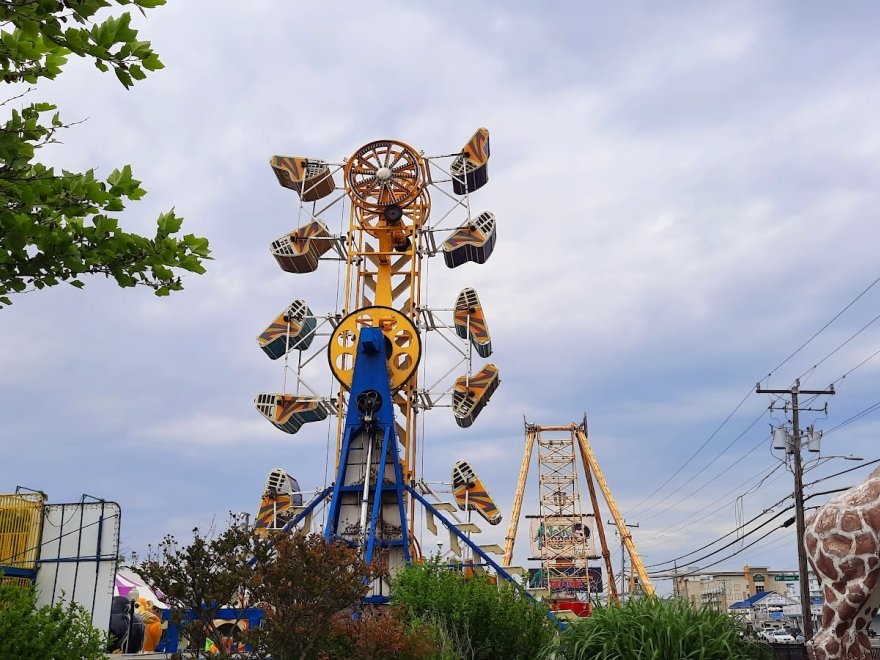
<box><xmin>252</xmin><ymin>129</ymin><xmax>511</xmax><ymax>601</ymax></box>
<box><xmin>250</xmin><ymin>129</ymin><xmax>651</xmax><ymax>610</ymax></box>
<box><xmin>504</xmin><ymin>420</ymin><xmax>655</xmax><ymax>612</ymax></box>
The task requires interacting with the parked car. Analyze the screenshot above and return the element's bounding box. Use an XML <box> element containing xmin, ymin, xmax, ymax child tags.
<box><xmin>761</xmin><ymin>629</ymin><xmax>796</xmax><ymax>644</ymax></box>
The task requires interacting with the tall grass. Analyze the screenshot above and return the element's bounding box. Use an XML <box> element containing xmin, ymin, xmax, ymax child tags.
<box><xmin>542</xmin><ymin>597</ymin><xmax>773</xmax><ymax>660</ymax></box>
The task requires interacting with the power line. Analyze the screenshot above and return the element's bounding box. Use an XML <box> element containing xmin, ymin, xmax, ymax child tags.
<box><xmin>648</xmin><ymin>462</ymin><xmax>880</xmax><ymax>570</ymax></box>
<box><xmin>627</xmin><ymin>272</ymin><xmax>880</xmax><ymax>519</ymax></box>
<box><xmin>767</xmin><ymin>273</ymin><xmax>880</xmax><ymax>377</ymax></box>
<box><xmin>649</xmin><ymin>488</ymin><xmax>848</xmax><ymax>578</ymax></box>
<box><xmin>824</xmin><ymin>401</ymin><xmax>880</xmax><ymax>436</ymax></box>
<box><xmin>626</xmin><ymin>388</ymin><xmax>755</xmax><ymax>515</ymax></box>
<box><xmin>797</xmin><ymin>310</ymin><xmax>880</xmax><ymax>382</ymax></box>
<box><xmin>634</xmin><ymin>411</ymin><xmax>769</xmax><ymax>523</ymax></box>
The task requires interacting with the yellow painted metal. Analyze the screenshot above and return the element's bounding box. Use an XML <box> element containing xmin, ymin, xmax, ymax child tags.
<box><xmin>574</xmin><ymin>428</ymin><xmax>655</xmax><ymax>596</ymax></box>
<box><xmin>0</xmin><ymin>493</ymin><xmax>45</xmax><ymax>569</ymax></box>
<box><xmin>577</xmin><ymin>438</ymin><xmax>620</xmax><ymax>605</ymax></box>
<box><xmin>328</xmin><ymin>306</ymin><xmax>420</xmax><ymax>390</ymax></box>
<box><xmin>502</xmin><ymin>427</ymin><xmax>536</xmax><ymax>566</ymax></box>
<box><xmin>334</xmin><ymin>139</ymin><xmax>430</xmax><ymax>544</ymax></box>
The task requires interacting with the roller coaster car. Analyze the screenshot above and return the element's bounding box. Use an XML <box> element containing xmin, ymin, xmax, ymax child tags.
<box><xmin>452</xmin><ymin>364</ymin><xmax>500</xmax><ymax>428</ymax></box>
<box><xmin>442</xmin><ymin>211</ymin><xmax>496</xmax><ymax>269</ymax></box>
<box><xmin>254</xmin><ymin>393</ymin><xmax>329</xmax><ymax>434</ymax></box>
<box><xmin>270</xmin><ymin>156</ymin><xmax>336</xmax><ymax>202</ymax></box>
<box><xmin>271</xmin><ymin>220</ymin><xmax>333</xmax><ymax>273</ymax></box>
<box><xmin>454</xmin><ymin>288</ymin><xmax>492</xmax><ymax>358</ymax></box>
<box><xmin>255</xmin><ymin>468</ymin><xmax>302</xmax><ymax>531</ymax></box>
<box><xmin>257</xmin><ymin>299</ymin><xmax>316</xmax><ymax>359</ymax></box>
<box><xmin>452</xmin><ymin>460</ymin><xmax>502</xmax><ymax>525</ymax></box>
<box><xmin>451</xmin><ymin>128</ymin><xmax>490</xmax><ymax>195</ymax></box>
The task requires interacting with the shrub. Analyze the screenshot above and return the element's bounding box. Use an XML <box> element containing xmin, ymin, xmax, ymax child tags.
<box><xmin>0</xmin><ymin>579</ymin><xmax>106</xmax><ymax>660</ymax></box>
<box><xmin>391</xmin><ymin>559</ymin><xmax>556</xmax><ymax>660</ymax></box>
<box><xmin>543</xmin><ymin>596</ymin><xmax>773</xmax><ymax>660</ymax></box>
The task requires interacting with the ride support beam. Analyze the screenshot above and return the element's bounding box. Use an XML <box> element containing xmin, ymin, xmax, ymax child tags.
<box><xmin>577</xmin><ymin>438</ymin><xmax>619</xmax><ymax>605</ymax></box>
<box><xmin>502</xmin><ymin>426</ymin><xmax>536</xmax><ymax>566</ymax></box>
<box><xmin>574</xmin><ymin>427</ymin><xmax>654</xmax><ymax>595</ymax></box>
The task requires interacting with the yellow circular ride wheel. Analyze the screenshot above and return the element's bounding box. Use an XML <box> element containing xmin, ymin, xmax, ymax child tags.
<box><xmin>344</xmin><ymin>140</ymin><xmax>424</xmax><ymax>212</ymax></box>
<box><xmin>328</xmin><ymin>306</ymin><xmax>421</xmax><ymax>390</ymax></box>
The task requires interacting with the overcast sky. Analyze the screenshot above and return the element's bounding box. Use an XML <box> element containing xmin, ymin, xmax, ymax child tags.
<box><xmin>3</xmin><ymin>0</ymin><xmax>880</xmax><ymax>595</ymax></box>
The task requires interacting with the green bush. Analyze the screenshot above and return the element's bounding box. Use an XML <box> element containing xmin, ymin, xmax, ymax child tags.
<box><xmin>391</xmin><ymin>560</ymin><xmax>556</xmax><ymax>660</ymax></box>
<box><xmin>543</xmin><ymin>596</ymin><xmax>772</xmax><ymax>660</ymax></box>
<box><xmin>0</xmin><ymin>579</ymin><xmax>106</xmax><ymax>660</ymax></box>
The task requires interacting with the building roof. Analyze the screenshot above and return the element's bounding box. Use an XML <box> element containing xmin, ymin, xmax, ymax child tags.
<box><xmin>729</xmin><ymin>591</ymin><xmax>774</xmax><ymax>609</ymax></box>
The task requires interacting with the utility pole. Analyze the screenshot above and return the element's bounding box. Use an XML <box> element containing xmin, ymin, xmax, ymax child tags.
<box><xmin>609</xmin><ymin>520</ymin><xmax>639</xmax><ymax>600</ymax></box>
<box><xmin>757</xmin><ymin>379</ymin><xmax>834</xmax><ymax>641</ymax></box>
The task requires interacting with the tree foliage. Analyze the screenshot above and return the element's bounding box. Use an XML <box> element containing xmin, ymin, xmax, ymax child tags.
<box><xmin>138</xmin><ymin>525</ymin><xmax>431</xmax><ymax>660</ymax></box>
<box><xmin>391</xmin><ymin>558</ymin><xmax>557</xmax><ymax>660</ymax></box>
<box><xmin>135</xmin><ymin>523</ymin><xmax>262</xmax><ymax>659</ymax></box>
<box><xmin>0</xmin><ymin>0</ymin><xmax>210</xmax><ymax>307</ymax></box>
<box><xmin>542</xmin><ymin>596</ymin><xmax>774</xmax><ymax>660</ymax></box>
<box><xmin>0</xmin><ymin>578</ymin><xmax>106</xmax><ymax>660</ymax></box>
<box><xmin>246</xmin><ymin>532</ymin><xmax>418</xmax><ymax>660</ymax></box>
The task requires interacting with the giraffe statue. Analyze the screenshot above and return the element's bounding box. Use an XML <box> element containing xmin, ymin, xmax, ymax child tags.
<box><xmin>804</xmin><ymin>465</ymin><xmax>880</xmax><ymax>659</ymax></box>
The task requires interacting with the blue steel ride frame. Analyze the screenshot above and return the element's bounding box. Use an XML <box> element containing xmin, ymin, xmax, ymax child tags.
<box><xmin>323</xmin><ymin>327</ymin><xmax>411</xmax><ymax>565</ymax></box>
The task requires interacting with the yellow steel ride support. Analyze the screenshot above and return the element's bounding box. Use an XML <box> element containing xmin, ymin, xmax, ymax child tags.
<box><xmin>574</xmin><ymin>425</ymin><xmax>654</xmax><ymax>596</ymax></box>
<box><xmin>502</xmin><ymin>425</ymin><xmax>536</xmax><ymax>566</ymax></box>
<box><xmin>503</xmin><ymin>421</ymin><xmax>654</xmax><ymax>599</ymax></box>
<box><xmin>329</xmin><ymin>139</ymin><xmax>429</xmax><ymax>541</ymax></box>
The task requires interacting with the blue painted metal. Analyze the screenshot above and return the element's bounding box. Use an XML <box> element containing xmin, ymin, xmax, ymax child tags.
<box><xmin>280</xmin><ymin>486</ymin><xmax>332</xmax><ymax>533</ymax></box>
<box><xmin>324</xmin><ymin>327</ymin><xmax>410</xmax><ymax>567</ymax></box>
<box><xmin>0</xmin><ymin>566</ymin><xmax>36</xmax><ymax>579</ymax></box>
<box><xmin>156</xmin><ymin>607</ymin><xmax>264</xmax><ymax>653</ymax></box>
<box><xmin>246</xmin><ymin>486</ymin><xmax>333</xmax><ymax>568</ymax></box>
<box><xmin>405</xmin><ymin>484</ymin><xmax>562</xmax><ymax>627</ymax></box>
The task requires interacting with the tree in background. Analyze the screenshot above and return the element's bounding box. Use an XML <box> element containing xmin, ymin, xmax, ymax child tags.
<box><xmin>391</xmin><ymin>558</ymin><xmax>557</xmax><ymax>660</ymax></box>
<box><xmin>247</xmin><ymin>532</ymin><xmax>433</xmax><ymax>660</ymax></box>
<box><xmin>138</xmin><ymin>525</ymin><xmax>432</xmax><ymax>660</ymax></box>
<box><xmin>0</xmin><ymin>0</ymin><xmax>210</xmax><ymax>307</ymax></box>
<box><xmin>0</xmin><ymin>578</ymin><xmax>106</xmax><ymax>660</ymax></box>
<box><xmin>135</xmin><ymin>523</ymin><xmax>262</xmax><ymax>659</ymax></box>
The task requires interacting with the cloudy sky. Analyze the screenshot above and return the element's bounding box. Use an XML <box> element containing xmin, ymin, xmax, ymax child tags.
<box><xmin>4</xmin><ymin>1</ymin><xmax>880</xmax><ymax>595</ymax></box>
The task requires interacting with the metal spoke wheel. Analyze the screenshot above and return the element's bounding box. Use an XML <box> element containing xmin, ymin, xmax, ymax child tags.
<box><xmin>345</xmin><ymin>140</ymin><xmax>423</xmax><ymax>211</ymax></box>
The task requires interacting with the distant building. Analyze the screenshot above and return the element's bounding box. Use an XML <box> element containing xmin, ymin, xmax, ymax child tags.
<box><xmin>672</xmin><ymin>565</ymin><xmax>819</xmax><ymax>610</ymax></box>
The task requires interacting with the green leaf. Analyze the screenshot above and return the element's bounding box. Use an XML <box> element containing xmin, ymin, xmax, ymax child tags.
<box><xmin>157</xmin><ymin>211</ymin><xmax>183</xmax><ymax>235</ymax></box>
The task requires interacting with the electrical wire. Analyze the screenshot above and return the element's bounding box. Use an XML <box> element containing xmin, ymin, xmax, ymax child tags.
<box><xmin>641</xmin><ymin>461</ymin><xmax>788</xmax><ymax>555</ymax></box>
<box><xmin>649</xmin><ymin>488</ymin><xmax>848</xmax><ymax>577</ymax></box>
<box><xmin>823</xmin><ymin>402</ymin><xmax>880</xmax><ymax>436</ymax></box>
<box><xmin>626</xmin><ymin>388</ymin><xmax>754</xmax><ymax>515</ymax></box>
<box><xmin>648</xmin><ymin>462</ymin><xmax>880</xmax><ymax>569</ymax></box>
<box><xmin>796</xmin><ymin>310</ymin><xmax>880</xmax><ymax>382</ymax></box>
<box><xmin>634</xmin><ymin>410</ymin><xmax>769</xmax><ymax>522</ymax></box>
<box><xmin>767</xmin><ymin>273</ymin><xmax>880</xmax><ymax>377</ymax></box>
<box><xmin>628</xmin><ymin>272</ymin><xmax>880</xmax><ymax>518</ymax></box>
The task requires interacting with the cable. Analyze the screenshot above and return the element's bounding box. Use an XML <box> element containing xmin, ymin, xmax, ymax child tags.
<box><xmin>645</xmin><ymin>486</ymin><xmax>794</xmax><ymax>568</ymax></box>
<box><xmin>650</xmin><ymin>521</ymin><xmax>791</xmax><ymax>578</ymax></box>
<box><xmin>649</xmin><ymin>488</ymin><xmax>848</xmax><ymax>577</ymax></box>
<box><xmin>634</xmin><ymin>410</ymin><xmax>769</xmax><ymax>522</ymax></box>
<box><xmin>626</xmin><ymin>389</ymin><xmax>756</xmax><ymax>515</ymax></box>
<box><xmin>797</xmin><ymin>310</ymin><xmax>880</xmax><ymax>382</ymax></box>
<box><xmin>629</xmin><ymin>272</ymin><xmax>880</xmax><ymax>517</ymax></box>
<box><xmin>832</xmin><ymin>346</ymin><xmax>880</xmax><ymax>387</ymax></box>
<box><xmin>767</xmin><ymin>273</ymin><xmax>880</xmax><ymax>377</ymax></box>
<box><xmin>823</xmin><ymin>402</ymin><xmax>880</xmax><ymax>437</ymax></box>
<box><xmin>806</xmin><ymin>457</ymin><xmax>880</xmax><ymax>487</ymax></box>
